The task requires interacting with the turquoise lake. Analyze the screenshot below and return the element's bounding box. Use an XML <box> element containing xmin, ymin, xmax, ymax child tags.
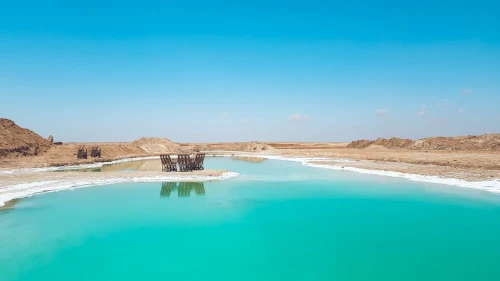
<box><xmin>1</xmin><ymin>157</ymin><xmax>500</xmax><ymax>280</ymax></box>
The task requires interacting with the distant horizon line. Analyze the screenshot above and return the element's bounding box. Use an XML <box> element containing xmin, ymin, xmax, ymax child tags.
<box><xmin>51</xmin><ymin>132</ymin><xmax>500</xmax><ymax>145</ymax></box>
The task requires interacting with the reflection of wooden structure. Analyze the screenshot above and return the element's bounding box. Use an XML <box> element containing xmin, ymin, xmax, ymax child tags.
<box><xmin>77</xmin><ymin>146</ymin><xmax>87</xmax><ymax>159</ymax></box>
<box><xmin>160</xmin><ymin>182</ymin><xmax>177</xmax><ymax>197</ymax></box>
<box><xmin>193</xmin><ymin>182</ymin><xmax>205</xmax><ymax>195</ymax></box>
<box><xmin>90</xmin><ymin>146</ymin><xmax>101</xmax><ymax>158</ymax></box>
<box><xmin>191</xmin><ymin>153</ymin><xmax>205</xmax><ymax>170</ymax></box>
<box><xmin>160</xmin><ymin>154</ymin><xmax>177</xmax><ymax>172</ymax></box>
<box><xmin>160</xmin><ymin>182</ymin><xmax>205</xmax><ymax>197</ymax></box>
<box><xmin>178</xmin><ymin>154</ymin><xmax>192</xmax><ymax>172</ymax></box>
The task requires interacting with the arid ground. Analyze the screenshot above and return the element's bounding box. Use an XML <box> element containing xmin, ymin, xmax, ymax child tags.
<box><xmin>1</xmin><ymin>118</ymin><xmax>500</xmax><ymax>182</ymax></box>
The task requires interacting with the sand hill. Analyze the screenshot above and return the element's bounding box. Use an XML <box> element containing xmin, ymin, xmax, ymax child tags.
<box><xmin>132</xmin><ymin>137</ymin><xmax>183</xmax><ymax>154</ymax></box>
<box><xmin>187</xmin><ymin>141</ymin><xmax>274</xmax><ymax>152</ymax></box>
<box><xmin>0</xmin><ymin>118</ymin><xmax>51</xmax><ymax>157</ymax></box>
<box><xmin>347</xmin><ymin>134</ymin><xmax>500</xmax><ymax>150</ymax></box>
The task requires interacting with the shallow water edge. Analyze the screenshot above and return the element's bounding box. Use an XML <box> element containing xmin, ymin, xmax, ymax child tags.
<box><xmin>0</xmin><ymin>171</ymin><xmax>239</xmax><ymax>208</ymax></box>
<box><xmin>1</xmin><ymin>153</ymin><xmax>499</xmax><ymax>208</ymax></box>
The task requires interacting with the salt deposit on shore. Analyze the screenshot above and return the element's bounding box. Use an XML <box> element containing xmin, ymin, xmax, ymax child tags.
<box><xmin>2</xmin><ymin>152</ymin><xmax>500</xmax><ymax>208</ymax></box>
<box><xmin>211</xmin><ymin>153</ymin><xmax>500</xmax><ymax>194</ymax></box>
<box><xmin>0</xmin><ymin>169</ymin><xmax>238</xmax><ymax>207</ymax></box>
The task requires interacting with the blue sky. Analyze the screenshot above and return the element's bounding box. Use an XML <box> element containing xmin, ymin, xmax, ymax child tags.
<box><xmin>1</xmin><ymin>0</ymin><xmax>499</xmax><ymax>142</ymax></box>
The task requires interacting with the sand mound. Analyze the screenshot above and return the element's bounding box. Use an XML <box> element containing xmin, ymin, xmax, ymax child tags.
<box><xmin>348</xmin><ymin>137</ymin><xmax>413</xmax><ymax>149</ymax></box>
<box><xmin>410</xmin><ymin>135</ymin><xmax>500</xmax><ymax>150</ymax></box>
<box><xmin>346</xmin><ymin>139</ymin><xmax>373</xmax><ymax>149</ymax></box>
<box><xmin>347</xmin><ymin>134</ymin><xmax>500</xmax><ymax>150</ymax></box>
<box><xmin>365</xmin><ymin>144</ymin><xmax>386</xmax><ymax>150</ymax></box>
<box><xmin>373</xmin><ymin>137</ymin><xmax>414</xmax><ymax>148</ymax></box>
<box><xmin>132</xmin><ymin>137</ymin><xmax>182</xmax><ymax>154</ymax></box>
<box><xmin>0</xmin><ymin>118</ymin><xmax>52</xmax><ymax>158</ymax></box>
<box><xmin>240</xmin><ymin>142</ymin><xmax>274</xmax><ymax>151</ymax></box>
<box><xmin>199</xmin><ymin>142</ymin><xmax>274</xmax><ymax>152</ymax></box>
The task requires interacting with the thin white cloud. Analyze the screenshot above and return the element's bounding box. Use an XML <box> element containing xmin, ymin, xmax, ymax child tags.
<box><xmin>438</xmin><ymin>99</ymin><xmax>451</xmax><ymax>107</ymax></box>
<box><xmin>421</xmin><ymin>104</ymin><xmax>428</xmax><ymax>110</ymax></box>
<box><xmin>221</xmin><ymin>112</ymin><xmax>227</xmax><ymax>118</ymax></box>
<box><xmin>288</xmin><ymin>114</ymin><xmax>309</xmax><ymax>122</ymax></box>
<box><xmin>457</xmin><ymin>108</ymin><xmax>465</xmax><ymax>114</ymax></box>
<box><xmin>417</xmin><ymin>111</ymin><xmax>426</xmax><ymax>116</ymax></box>
<box><xmin>240</xmin><ymin>118</ymin><xmax>248</xmax><ymax>123</ymax></box>
<box><xmin>461</xmin><ymin>88</ymin><xmax>474</xmax><ymax>94</ymax></box>
<box><xmin>375</xmin><ymin>109</ymin><xmax>388</xmax><ymax>115</ymax></box>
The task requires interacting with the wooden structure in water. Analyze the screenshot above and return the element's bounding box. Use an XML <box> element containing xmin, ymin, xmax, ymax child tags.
<box><xmin>191</xmin><ymin>153</ymin><xmax>205</xmax><ymax>170</ymax></box>
<box><xmin>77</xmin><ymin>146</ymin><xmax>87</xmax><ymax>159</ymax></box>
<box><xmin>90</xmin><ymin>146</ymin><xmax>101</xmax><ymax>158</ymax></box>
<box><xmin>160</xmin><ymin>153</ymin><xmax>206</xmax><ymax>172</ymax></box>
<box><xmin>177</xmin><ymin>154</ymin><xmax>192</xmax><ymax>172</ymax></box>
<box><xmin>160</xmin><ymin>154</ymin><xmax>177</xmax><ymax>172</ymax></box>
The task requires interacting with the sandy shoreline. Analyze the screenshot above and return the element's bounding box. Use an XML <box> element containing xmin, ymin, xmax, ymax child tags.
<box><xmin>210</xmin><ymin>153</ymin><xmax>500</xmax><ymax>192</ymax></box>
<box><xmin>0</xmin><ymin>169</ymin><xmax>237</xmax><ymax>208</ymax></box>
<box><xmin>209</xmin><ymin>150</ymin><xmax>500</xmax><ymax>182</ymax></box>
<box><xmin>2</xmin><ymin>147</ymin><xmax>499</xmax><ymax>181</ymax></box>
<box><xmin>1</xmin><ymin>148</ymin><xmax>500</xmax><ymax>208</ymax></box>
<box><xmin>2</xmin><ymin>118</ymin><xmax>499</xmax><ymax>203</ymax></box>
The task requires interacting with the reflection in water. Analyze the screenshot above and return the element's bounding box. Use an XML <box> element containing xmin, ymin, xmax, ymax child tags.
<box><xmin>0</xmin><ymin>199</ymin><xmax>19</xmax><ymax>211</ymax></box>
<box><xmin>56</xmin><ymin>160</ymin><xmax>164</xmax><ymax>172</ymax></box>
<box><xmin>100</xmin><ymin>160</ymin><xmax>162</xmax><ymax>172</ymax></box>
<box><xmin>160</xmin><ymin>182</ymin><xmax>205</xmax><ymax>198</ymax></box>
<box><xmin>231</xmin><ymin>156</ymin><xmax>266</xmax><ymax>163</ymax></box>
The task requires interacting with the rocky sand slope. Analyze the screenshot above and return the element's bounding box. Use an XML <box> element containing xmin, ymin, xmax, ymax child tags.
<box><xmin>0</xmin><ymin>118</ymin><xmax>51</xmax><ymax>157</ymax></box>
<box><xmin>347</xmin><ymin>135</ymin><xmax>500</xmax><ymax>150</ymax></box>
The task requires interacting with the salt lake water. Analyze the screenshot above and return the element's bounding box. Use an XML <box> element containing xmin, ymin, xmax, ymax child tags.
<box><xmin>1</xmin><ymin>157</ymin><xmax>500</xmax><ymax>280</ymax></box>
